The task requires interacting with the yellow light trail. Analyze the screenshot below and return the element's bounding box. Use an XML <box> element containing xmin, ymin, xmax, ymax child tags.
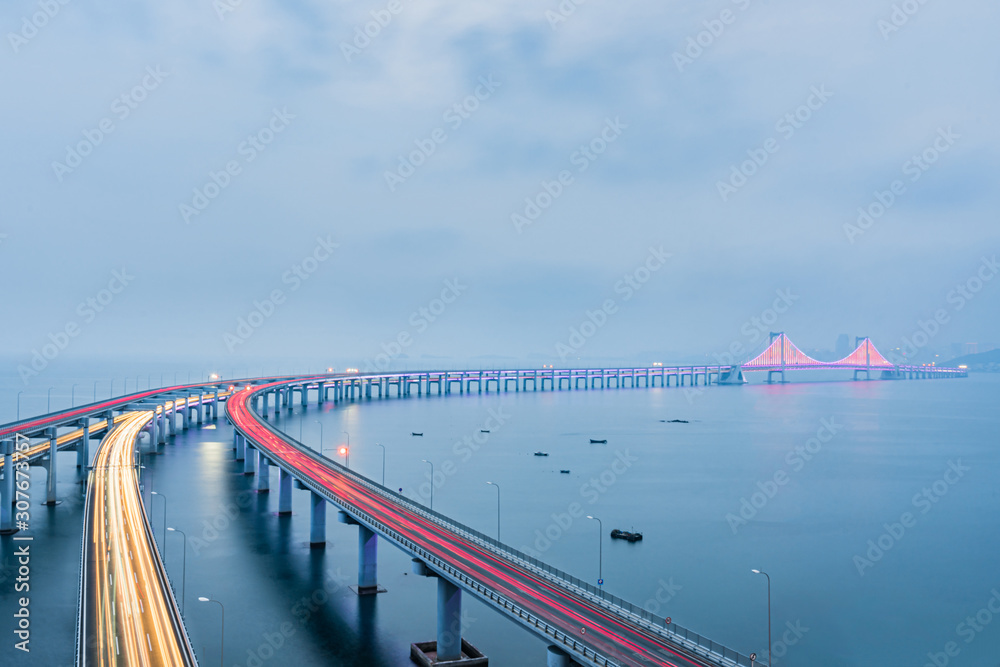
<box><xmin>79</xmin><ymin>410</ymin><xmax>197</xmax><ymax>667</ymax></box>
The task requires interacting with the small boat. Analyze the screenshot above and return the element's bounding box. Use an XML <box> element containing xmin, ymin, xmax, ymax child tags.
<box><xmin>533</xmin><ymin>451</ymin><xmax>549</xmax><ymax>457</ymax></box>
<box><xmin>659</xmin><ymin>419</ymin><xmax>689</xmax><ymax>424</ymax></box>
<box><xmin>411</xmin><ymin>432</ymin><xmax>423</xmax><ymax>437</ymax></box>
<box><xmin>590</xmin><ymin>439</ymin><xmax>607</xmax><ymax>444</ymax></box>
<box><xmin>610</xmin><ymin>529</ymin><xmax>643</xmax><ymax>542</ymax></box>
<box><xmin>560</xmin><ymin>469</ymin><xmax>571</xmax><ymax>474</ymax></box>
<box><xmin>480</xmin><ymin>429</ymin><xmax>490</xmax><ymax>433</ymax></box>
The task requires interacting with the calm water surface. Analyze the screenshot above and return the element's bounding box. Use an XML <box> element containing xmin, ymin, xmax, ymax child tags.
<box><xmin>3</xmin><ymin>372</ymin><xmax>999</xmax><ymax>667</ymax></box>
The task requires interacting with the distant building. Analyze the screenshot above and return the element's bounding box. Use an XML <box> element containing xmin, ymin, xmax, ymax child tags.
<box><xmin>835</xmin><ymin>334</ymin><xmax>851</xmax><ymax>358</ymax></box>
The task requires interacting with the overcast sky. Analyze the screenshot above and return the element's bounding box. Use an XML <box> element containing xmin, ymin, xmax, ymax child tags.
<box><xmin>2</xmin><ymin>0</ymin><xmax>997</xmax><ymax>376</ymax></box>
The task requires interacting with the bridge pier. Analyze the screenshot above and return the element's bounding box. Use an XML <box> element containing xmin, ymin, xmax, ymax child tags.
<box><xmin>262</xmin><ymin>391</ymin><xmax>270</xmax><ymax>419</ymax></box>
<box><xmin>235</xmin><ymin>434</ymin><xmax>245</xmax><ymax>461</ymax></box>
<box><xmin>547</xmin><ymin>646</ymin><xmax>573</xmax><ymax>667</ymax></box>
<box><xmin>1</xmin><ymin>439</ymin><xmax>15</xmax><ymax>534</ymax></box>
<box><xmin>437</xmin><ymin>578</ymin><xmax>463</xmax><ymax>661</ymax></box>
<box><xmin>310</xmin><ymin>491</ymin><xmax>326</xmax><ymax>547</ymax></box>
<box><xmin>76</xmin><ymin>420</ymin><xmax>90</xmax><ymax>467</ymax></box>
<box><xmin>244</xmin><ymin>445</ymin><xmax>256</xmax><ymax>475</ymax></box>
<box><xmin>257</xmin><ymin>451</ymin><xmax>270</xmax><ymax>493</ymax></box>
<box><xmin>44</xmin><ymin>428</ymin><xmax>59</xmax><ymax>505</ymax></box>
<box><xmin>278</xmin><ymin>468</ymin><xmax>292</xmax><ymax>514</ymax></box>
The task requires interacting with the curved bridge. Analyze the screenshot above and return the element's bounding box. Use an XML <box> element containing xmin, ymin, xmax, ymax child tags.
<box><xmin>229</xmin><ymin>375</ymin><xmax>760</xmax><ymax>667</ymax></box>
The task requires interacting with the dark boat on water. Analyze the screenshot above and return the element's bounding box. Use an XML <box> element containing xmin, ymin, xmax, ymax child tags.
<box><xmin>533</xmin><ymin>451</ymin><xmax>549</xmax><ymax>457</ymax></box>
<box><xmin>560</xmin><ymin>469</ymin><xmax>571</xmax><ymax>474</ymax></box>
<box><xmin>411</xmin><ymin>432</ymin><xmax>423</xmax><ymax>436</ymax></box>
<box><xmin>590</xmin><ymin>439</ymin><xmax>607</xmax><ymax>444</ymax></box>
<box><xmin>611</xmin><ymin>529</ymin><xmax>643</xmax><ymax>542</ymax></box>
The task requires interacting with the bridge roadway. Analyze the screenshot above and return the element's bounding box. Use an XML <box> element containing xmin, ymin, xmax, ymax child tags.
<box><xmin>229</xmin><ymin>377</ymin><xmax>756</xmax><ymax>667</ymax></box>
<box><xmin>78</xmin><ymin>410</ymin><xmax>197</xmax><ymax>667</ymax></box>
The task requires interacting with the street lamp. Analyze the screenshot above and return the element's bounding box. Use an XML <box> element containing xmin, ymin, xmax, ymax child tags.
<box><xmin>71</xmin><ymin>383</ymin><xmax>79</xmax><ymax>407</ymax></box>
<box><xmin>375</xmin><ymin>443</ymin><xmax>386</xmax><ymax>485</ymax></box>
<box><xmin>151</xmin><ymin>492</ymin><xmax>166</xmax><ymax>550</ymax></box>
<box><xmin>421</xmin><ymin>459</ymin><xmax>434</xmax><ymax>510</ymax></box>
<box><xmin>16</xmin><ymin>391</ymin><xmax>23</xmax><ymax>421</ymax></box>
<box><xmin>110</xmin><ymin>378</ymin><xmax>115</xmax><ymax>398</ymax></box>
<box><xmin>198</xmin><ymin>597</ymin><xmax>225</xmax><ymax>667</ymax></box>
<box><xmin>314</xmin><ymin>421</ymin><xmax>323</xmax><ymax>451</ymax></box>
<box><xmin>338</xmin><ymin>445</ymin><xmax>350</xmax><ymax>469</ymax></box>
<box><xmin>93</xmin><ymin>380</ymin><xmax>99</xmax><ymax>402</ymax></box>
<box><xmin>167</xmin><ymin>527</ymin><xmax>187</xmax><ymax>613</ymax></box>
<box><xmin>486</xmin><ymin>481</ymin><xmax>501</xmax><ymax>540</ymax></box>
<box><xmin>46</xmin><ymin>387</ymin><xmax>54</xmax><ymax>413</ymax></box>
<box><xmin>752</xmin><ymin>569</ymin><xmax>772</xmax><ymax>667</ymax></box>
<box><xmin>586</xmin><ymin>515</ymin><xmax>604</xmax><ymax>587</ymax></box>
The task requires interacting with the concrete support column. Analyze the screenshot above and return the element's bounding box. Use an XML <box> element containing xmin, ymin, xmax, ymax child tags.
<box><xmin>1</xmin><ymin>439</ymin><xmax>14</xmax><ymax>534</ymax></box>
<box><xmin>244</xmin><ymin>445</ymin><xmax>256</xmax><ymax>475</ymax></box>
<box><xmin>197</xmin><ymin>397</ymin><xmax>204</xmax><ymax>424</ymax></box>
<box><xmin>235</xmin><ymin>434</ymin><xmax>245</xmax><ymax>461</ymax></box>
<box><xmin>44</xmin><ymin>428</ymin><xmax>58</xmax><ymax>505</ymax></box>
<box><xmin>167</xmin><ymin>406</ymin><xmax>176</xmax><ymax>435</ymax></box>
<box><xmin>437</xmin><ymin>578</ymin><xmax>463</xmax><ymax>661</ymax></box>
<box><xmin>301</xmin><ymin>385</ymin><xmax>308</xmax><ymax>407</ymax></box>
<box><xmin>156</xmin><ymin>410</ymin><xmax>166</xmax><ymax>444</ymax></box>
<box><xmin>262</xmin><ymin>391</ymin><xmax>270</xmax><ymax>419</ymax></box>
<box><xmin>257</xmin><ymin>450</ymin><xmax>270</xmax><ymax>492</ymax></box>
<box><xmin>547</xmin><ymin>646</ymin><xmax>572</xmax><ymax>667</ymax></box>
<box><xmin>278</xmin><ymin>468</ymin><xmax>292</xmax><ymax>514</ymax></box>
<box><xmin>358</xmin><ymin>525</ymin><xmax>378</xmax><ymax>593</ymax></box>
<box><xmin>318</xmin><ymin>382</ymin><xmax>325</xmax><ymax>404</ymax></box>
<box><xmin>310</xmin><ymin>492</ymin><xmax>326</xmax><ymax>546</ymax></box>
<box><xmin>76</xmin><ymin>420</ymin><xmax>88</xmax><ymax>468</ymax></box>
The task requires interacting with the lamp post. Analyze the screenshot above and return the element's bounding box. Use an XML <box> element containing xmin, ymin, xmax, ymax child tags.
<box><xmin>586</xmin><ymin>515</ymin><xmax>603</xmax><ymax>587</ymax></box>
<box><xmin>167</xmin><ymin>527</ymin><xmax>187</xmax><ymax>613</ymax></box>
<box><xmin>151</xmin><ymin>491</ymin><xmax>166</xmax><ymax>550</ymax></box>
<box><xmin>93</xmin><ymin>380</ymin><xmax>99</xmax><ymax>402</ymax></box>
<box><xmin>46</xmin><ymin>387</ymin><xmax>54</xmax><ymax>413</ymax></box>
<box><xmin>752</xmin><ymin>569</ymin><xmax>772</xmax><ymax>667</ymax></box>
<box><xmin>486</xmin><ymin>481</ymin><xmax>501</xmax><ymax>540</ymax></box>
<box><xmin>110</xmin><ymin>379</ymin><xmax>115</xmax><ymax>398</ymax></box>
<box><xmin>421</xmin><ymin>459</ymin><xmax>434</xmax><ymax>510</ymax></box>
<box><xmin>70</xmin><ymin>383</ymin><xmax>79</xmax><ymax>407</ymax></box>
<box><xmin>375</xmin><ymin>443</ymin><xmax>386</xmax><ymax>485</ymax></box>
<box><xmin>198</xmin><ymin>597</ymin><xmax>225</xmax><ymax>667</ymax></box>
<box><xmin>338</xmin><ymin>445</ymin><xmax>350</xmax><ymax>469</ymax></box>
<box><xmin>314</xmin><ymin>421</ymin><xmax>323</xmax><ymax>451</ymax></box>
<box><xmin>16</xmin><ymin>391</ymin><xmax>23</xmax><ymax>421</ymax></box>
